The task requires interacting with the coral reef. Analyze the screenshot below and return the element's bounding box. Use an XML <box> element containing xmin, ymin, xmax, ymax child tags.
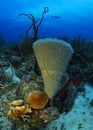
<box><xmin>67</xmin><ymin>36</ymin><xmax>93</xmax><ymax>83</ymax></box>
<box><xmin>9</xmin><ymin>55</ymin><xmax>22</xmax><ymax>66</ymax></box>
<box><xmin>0</xmin><ymin>36</ymin><xmax>93</xmax><ymax>129</ymax></box>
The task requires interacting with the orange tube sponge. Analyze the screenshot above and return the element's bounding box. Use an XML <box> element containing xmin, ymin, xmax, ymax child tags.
<box><xmin>26</xmin><ymin>91</ymin><xmax>49</xmax><ymax>109</ymax></box>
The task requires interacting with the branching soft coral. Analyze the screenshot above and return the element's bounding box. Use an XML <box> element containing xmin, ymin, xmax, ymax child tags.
<box><xmin>18</xmin><ymin>7</ymin><xmax>49</xmax><ymax>40</ymax></box>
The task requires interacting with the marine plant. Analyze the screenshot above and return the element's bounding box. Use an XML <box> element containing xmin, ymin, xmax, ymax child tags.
<box><xmin>18</xmin><ymin>7</ymin><xmax>49</xmax><ymax>40</ymax></box>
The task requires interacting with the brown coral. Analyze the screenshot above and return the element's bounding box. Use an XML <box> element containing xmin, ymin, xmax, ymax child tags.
<box><xmin>26</xmin><ymin>91</ymin><xmax>49</xmax><ymax>109</ymax></box>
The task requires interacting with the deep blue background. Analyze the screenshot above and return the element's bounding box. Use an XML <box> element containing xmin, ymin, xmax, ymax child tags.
<box><xmin>0</xmin><ymin>0</ymin><xmax>93</xmax><ymax>41</ymax></box>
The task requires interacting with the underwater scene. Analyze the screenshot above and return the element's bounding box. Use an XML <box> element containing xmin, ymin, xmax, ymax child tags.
<box><xmin>0</xmin><ymin>0</ymin><xmax>93</xmax><ymax>130</ymax></box>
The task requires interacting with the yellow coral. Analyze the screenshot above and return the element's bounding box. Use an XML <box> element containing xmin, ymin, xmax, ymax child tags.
<box><xmin>11</xmin><ymin>99</ymin><xmax>24</xmax><ymax>106</ymax></box>
<box><xmin>8</xmin><ymin>106</ymin><xmax>32</xmax><ymax>117</ymax></box>
<box><xmin>26</xmin><ymin>91</ymin><xmax>49</xmax><ymax>109</ymax></box>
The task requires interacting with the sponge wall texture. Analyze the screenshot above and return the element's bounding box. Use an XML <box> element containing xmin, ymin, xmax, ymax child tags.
<box><xmin>33</xmin><ymin>38</ymin><xmax>73</xmax><ymax>99</ymax></box>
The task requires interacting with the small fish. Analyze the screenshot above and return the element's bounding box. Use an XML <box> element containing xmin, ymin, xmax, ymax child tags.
<box><xmin>51</xmin><ymin>16</ymin><xmax>61</xmax><ymax>19</ymax></box>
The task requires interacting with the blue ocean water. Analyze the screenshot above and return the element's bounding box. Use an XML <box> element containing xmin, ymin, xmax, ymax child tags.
<box><xmin>0</xmin><ymin>0</ymin><xmax>93</xmax><ymax>40</ymax></box>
